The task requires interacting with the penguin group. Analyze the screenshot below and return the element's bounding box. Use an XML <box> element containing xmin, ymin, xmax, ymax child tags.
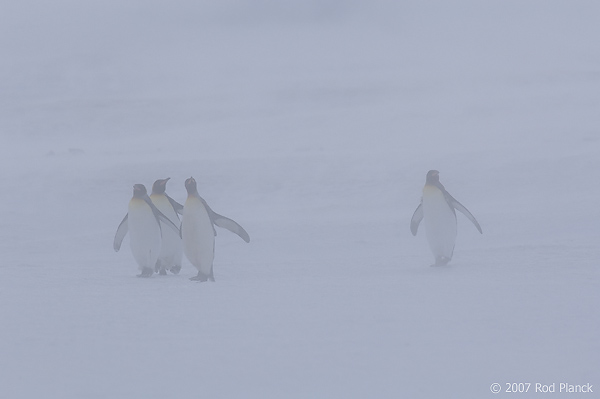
<box><xmin>114</xmin><ymin>170</ymin><xmax>482</xmax><ymax>276</ymax></box>
<box><xmin>114</xmin><ymin>177</ymin><xmax>250</xmax><ymax>280</ymax></box>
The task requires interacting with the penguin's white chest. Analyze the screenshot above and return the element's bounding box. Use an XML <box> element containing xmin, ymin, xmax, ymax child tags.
<box><xmin>181</xmin><ymin>197</ymin><xmax>215</xmax><ymax>274</ymax></box>
<box><xmin>422</xmin><ymin>185</ymin><xmax>457</xmax><ymax>259</ymax></box>
<box><xmin>127</xmin><ymin>199</ymin><xmax>161</xmax><ymax>269</ymax></box>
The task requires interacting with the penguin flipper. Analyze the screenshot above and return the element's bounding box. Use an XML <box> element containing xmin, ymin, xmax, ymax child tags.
<box><xmin>446</xmin><ymin>194</ymin><xmax>483</xmax><ymax>234</ymax></box>
<box><xmin>210</xmin><ymin>211</ymin><xmax>250</xmax><ymax>243</ymax></box>
<box><xmin>156</xmin><ymin>209</ymin><xmax>181</xmax><ymax>235</ymax></box>
<box><xmin>200</xmin><ymin>197</ymin><xmax>250</xmax><ymax>243</ymax></box>
<box><xmin>212</xmin><ymin>214</ymin><xmax>250</xmax><ymax>242</ymax></box>
<box><xmin>144</xmin><ymin>196</ymin><xmax>181</xmax><ymax>235</ymax></box>
<box><xmin>166</xmin><ymin>194</ymin><xmax>184</xmax><ymax>216</ymax></box>
<box><xmin>410</xmin><ymin>202</ymin><xmax>423</xmax><ymax>236</ymax></box>
<box><xmin>113</xmin><ymin>214</ymin><xmax>129</xmax><ymax>252</ymax></box>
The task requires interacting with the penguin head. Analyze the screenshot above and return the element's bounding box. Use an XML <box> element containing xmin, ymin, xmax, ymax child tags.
<box><xmin>152</xmin><ymin>177</ymin><xmax>170</xmax><ymax>195</ymax></box>
<box><xmin>425</xmin><ymin>170</ymin><xmax>440</xmax><ymax>185</ymax></box>
<box><xmin>185</xmin><ymin>177</ymin><xmax>198</xmax><ymax>195</ymax></box>
<box><xmin>132</xmin><ymin>184</ymin><xmax>148</xmax><ymax>198</ymax></box>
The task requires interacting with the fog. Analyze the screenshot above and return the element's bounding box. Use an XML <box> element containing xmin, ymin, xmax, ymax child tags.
<box><xmin>1</xmin><ymin>1</ymin><xmax>599</xmax><ymax>398</ymax></box>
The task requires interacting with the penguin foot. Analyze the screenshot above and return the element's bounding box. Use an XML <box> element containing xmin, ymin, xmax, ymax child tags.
<box><xmin>137</xmin><ymin>267</ymin><xmax>154</xmax><ymax>277</ymax></box>
<box><xmin>170</xmin><ymin>265</ymin><xmax>181</xmax><ymax>275</ymax></box>
<box><xmin>431</xmin><ymin>256</ymin><xmax>451</xmax><ymax>267</ymax></box>
<box><xmin>190</xmin><ymin>272</ymin><xmax>208</xmax><ymax>282</ymax></box>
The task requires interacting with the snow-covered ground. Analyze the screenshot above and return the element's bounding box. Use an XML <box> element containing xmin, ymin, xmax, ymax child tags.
<box><xmin>1</xmin><ymin>1</ymin><xmax>599</xmax><ymax>398</ymax></box>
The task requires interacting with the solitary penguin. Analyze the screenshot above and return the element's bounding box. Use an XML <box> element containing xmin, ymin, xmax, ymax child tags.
<box><xmin>410</xmin><ymin>170</ymin><xmax>482</xmax><ymax>266</ymax></box>
<box><xmin>114</xmin><ymin>184</ymin><xmax>181</xmax><ymax>277</ymax></box>
<box><xmin>181</xmin><ymin>177</ymin><xmax>250</xmax><ymax>282</ymax></box>
<box><xmin>150</xmin><ymin>178</ymin><xmax>183</xmax><ymax>275</ymax></box>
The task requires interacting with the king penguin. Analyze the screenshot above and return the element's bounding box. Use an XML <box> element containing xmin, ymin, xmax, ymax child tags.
<box><xmin>181</xmin><ymin>177</ymin><xmax>250</xmax><ymax>282</ymax></box>
<box><xmin>410</xmin><ymin>170</ymin><xmax>482</xmax><ymax>266</ymax></box>
<box><xmin>150</xmin><ymin>178</ymin><xmax>184</xmax><ymax>275</ymax></box>
<box><xmin>113</xmin><ymin>184</ymin><xmax>181</xmax><ymax>277</ymax></box>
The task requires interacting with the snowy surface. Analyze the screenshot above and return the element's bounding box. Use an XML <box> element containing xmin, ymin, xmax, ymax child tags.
<box><xmin>1</xmin><ymin>1</ymin><xmax>599</xmax><ymax>398</ymax></box>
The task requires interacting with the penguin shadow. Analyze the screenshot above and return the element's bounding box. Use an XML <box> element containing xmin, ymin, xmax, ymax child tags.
<box><xmin>426</xmin><ymin>262</ymin><xmax>459</xmax><ymax>273</ymax></box>
<box><xmin>127</xmin><ymin>271</ymin><xmax>192</xmax><ymax>284</ymax></box>
<box><xmin>404</xmin><ymin>260</ymin><xmax>457</xmax><ymax>275</ymax></box>
<box><xmin>429</xmin><ymin>262</ymin><xmax>454</xmax><ymax>269</ymax></box>
<box><xmin>425</xmin><ymin>259</ymin><xmax>482</xmax><ymax>273</ymax></box>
